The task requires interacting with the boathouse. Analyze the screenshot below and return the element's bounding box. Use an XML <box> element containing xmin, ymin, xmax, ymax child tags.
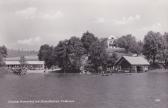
<box><xmin>115</xmin><ymin>56</ymin><xmax>150</xmax><ymax>72</ymax></box>
<box><xmin>5</xmin><ymin>56</ymin><xmax>45</xmax><ymax>70</ymax></box>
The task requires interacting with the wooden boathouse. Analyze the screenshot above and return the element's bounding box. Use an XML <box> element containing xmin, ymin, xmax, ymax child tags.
<box><xmin>115</xmin><ymin>56</ymin><xmax>150</xmax><ymax>73</ymax></box>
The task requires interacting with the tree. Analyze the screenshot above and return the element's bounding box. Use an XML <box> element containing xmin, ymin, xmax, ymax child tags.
<box><xmin>0</xmin><ymin>54</ymin><xmax>4</xmax><ymax>66</ymax></box>
<box><xmin>81</xmin><ymin>31</ymin><xmax>98</xmax><ymax>53</ymax></box>
<box><xmin>88</xmin><ymin>40</ymin><xmax>108</xmax><ymax>73</ymax></box>
<box><xmin>68</xmin><ymin>37</ymin><xmax>85</xmax><ymax>72</ymax></box>
<box><xmin>116</xmin><ymin>34</ymin><xmax>137</xmax><ymax>53</ymax></box>
<box><xmin>107</xmin><ymin>52</ymin><xmax>118</xmax><ymax>68</ymax></box>
<box><xmin>158</xmin><ymin>32</ymin><xmax>168</xmax><ymax>66</ymax></box>
<box><xmin>38</xmin><ymin>44</ymin><xmax>54</xmax><ymax>68</ymax></box>
<box><xmin>130</xmin><ymin>41</ymin><xmax>144</xmax><ymax>55</ymax></box>
<box><xmin>53</xmin><ymin>40</ymin><xmax>70</xmax><ymax>72</ymax></box>
<box><xmin>0</xmin><ymin>45</ymin><xmax>7</xmax><ymax>66</ymax></box>
<box><xmin>0</xmin><ymin>46</ymin><xmax>7</xmax><ymax>57</ymax></box>
<box><xmin>143</xmin><ymin>31</ymin><xmax>162</xmax><ymax>64</ymax></box>
<box><xmin>53</xmin><ymin>37</ymin><xmax>85</xmax><ymax>72</ymax></box>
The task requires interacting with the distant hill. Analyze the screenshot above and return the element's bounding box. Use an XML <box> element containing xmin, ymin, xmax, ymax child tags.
<box><xmin>7</xmin><ymin>49</ymin><xmax>38</xmax><ymax>57</ymax></box>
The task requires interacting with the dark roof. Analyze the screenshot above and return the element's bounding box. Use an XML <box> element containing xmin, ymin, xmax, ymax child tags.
<box><xmin>115</xmin><ymin>56</ymin><xmax>150</xmax><ymax>65</ymax></box>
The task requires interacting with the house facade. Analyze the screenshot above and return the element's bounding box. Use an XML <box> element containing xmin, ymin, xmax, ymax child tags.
<box><xmin>107</xmin><ymin>35</ymin><xmax>117</xmax><ymax>48</ymax></box>
<box><xmin>115</xmin><ymin>56</ymin><xmax>150</xmax><ymax>72</ymax></box>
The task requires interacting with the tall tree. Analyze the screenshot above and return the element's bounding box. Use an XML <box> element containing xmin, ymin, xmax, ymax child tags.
<box><xmin>0</xmin><ymin>45</ymin><xmax>7</xmax><ymax>66</ymax></box>
<box><xmin>68</xmin><ymin>37</ymin><xmax>85</xmax><ymax>72</ymax></box>
<box><xmin>116</xmin><ymin>34</ymin><xmax>137</xmax><ymax>53</ymax></box>
<box><xmin>130</xmin><ymin>41</ymin><xmax>144</xmax><ymax>55</ymax></box>
<box><xmin>38</xmin><ymin>44</ymin><xmax>54</xmax><ymax>68</ymax></box>
<box><xmin>54</xmin><ymin>37</ymin><xmax>85</xmax><ymax>72</ymax></box>
<box><xmin>158</xmin><ymin>32</ymin><xmax>168</xmax><ymax>66</ymax></box>
<box><xmin>0</xmin><ymin>45</ymin><xmax>7</xmax><ymax>57</ymax></box>
<box><xmin>53</xmin><ymin>40</ymin><xmax>70</xmax><ymax>72</ymax></box>
<box><xmin>0</xmin><ymin>54</ymin><xmax>4</xmax><ymax>66</ymax></box>
<box><xmin>143</xmin><ymin>31</ymin><xmax>162</xmax><ymax>64</ymax></box>
<box><xmin>88</xmin><ymin>40</ymin><xmax>108</xmax><ymax>73</ymax></box>
<box><xmin>81</xmin><ymin>31</ymin><xmax>98</xmax><ymax>53</ymax></box>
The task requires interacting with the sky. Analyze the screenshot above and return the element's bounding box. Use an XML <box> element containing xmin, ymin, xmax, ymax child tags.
<box><xmin>0</xmin><ymin>0</ymin><xmax>168</xmax><ymax>50</ymax></box>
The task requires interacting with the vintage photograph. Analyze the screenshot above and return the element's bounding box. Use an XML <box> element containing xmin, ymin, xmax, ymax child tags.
<box><xmin>0</xmin><ymin>0</ymin><xmax>168</xmax><ymax>108</ymax></box>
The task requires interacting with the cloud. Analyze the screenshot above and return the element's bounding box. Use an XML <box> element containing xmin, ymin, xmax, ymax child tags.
<box><xmin>17</xmin><ymin>36</ymin><xmax>41</xmax><ymax>45</ymax></box>
<box><xmin>41</xmin><ymin>10</ymin><xmax>64</xmax><ymax>20</ymax></box>
<box><xmin>16</xmin><ymin>7</ymin><xmax>64</xmax><ymax>20</ymax></box>
<box><xmin>16</xmin><ymin>7</ymin><xmax>37</xmax><ymax>19</ymax></box>
<box><xmin>141</xmin><ymin>23</ymin><xmax>163</xmax><ymax>32</ymax></box>
<box><xmin>113</xmin><ymin>14</ymin><xmax>141</xmax><ymax>25</ymax></box>
<box><xmin>95</xmin><ymin>17</ymin><xmax>105</xmax><ymax>23</ymax></box>
<box><xmin>94</xmin><ymin>14</ymin><xmax>141</xmax><ymax>25</ymax></box>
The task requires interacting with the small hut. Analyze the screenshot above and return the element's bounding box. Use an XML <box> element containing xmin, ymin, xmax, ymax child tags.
<box><xmin>115</xmin><ymin>56</ymin><xmax>150</xmax><ymax>72</ymax></box>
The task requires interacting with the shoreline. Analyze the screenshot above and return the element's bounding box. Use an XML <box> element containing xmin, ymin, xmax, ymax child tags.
<box><xmin>1</xmin><ymin>67</ymin><xmax>168</xmax><ymax>76</ymax></box>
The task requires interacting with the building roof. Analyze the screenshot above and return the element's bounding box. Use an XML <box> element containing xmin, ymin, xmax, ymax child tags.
<box><xmin>116</xmin><ymin>56</ymin><xmax>150</xmax><ymax>66</ymax></box>
<box><xmin>5</xmin><ymin>61</ymin><xmax>20</xmax><ymax>65</ymax></box>
<box><xmin>26</xmin><ymin>61</ymin><xmax>44</xmax><ymax>65</ymax></box>
<box><xmin>5</xmin><ymin>60</ymin><xmax>44</xmax><ymax>65</ymax></box>
<box><xmin>5</xmin><ymin>55</ymin><xmax>39</xmax><ymax>61</ymax></box>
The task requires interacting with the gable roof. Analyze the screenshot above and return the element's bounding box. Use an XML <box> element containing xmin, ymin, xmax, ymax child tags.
<box><xmin>116</xmin><ymin>56</ymin><xmax>150</xmax><ymax>66</ymax></box>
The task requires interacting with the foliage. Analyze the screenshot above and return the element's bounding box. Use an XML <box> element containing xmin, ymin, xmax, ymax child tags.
<box><xmin>38</xmin><ymin>44</ymin><xmax>54</xmax><ymax>68</ymax></box>
<box><xmin>116</xmin><ymin>34</ymin><xmax>135</xmax><ymax>52</ymax></box>
<box><xmin>128</xmin><ymin>41</ymin><xmax>143</xmax><ymax>55</ymax></box>
<box><xmin>0</xmin><ymin>46</ymin><xmax>7</xmax><ymax>57</ymax></box>
<box><xmin>37</xmin><ymin>31</ymin><xmax>168</xmax><ymax>72</ymax></box>
<box><xmin>88</xmin><ymin>40</ymin><xmax>108</xmax><ymax>73</ymax></box>
<box><xmin>143</xmin><ymin>31</ymin><xmax>163</xmax><ymax>64</ymax></box>
<box><xmin>84</xmin><ymin>39</ymin><xmax>118</xmax><ymax>73</ymax></box>
<box><xmin>83</xmin><ymin>60</ymin><xmax>96</xmax><ymax>73</ymax></box>
<box><xmin>116</xmin><ymin>34</ymin><xmax>142</xmax><ymax>54</ymax></box>
<box><xmin>158</xmin><ymin>32</ymin><xmax>168</xmax><ymax>66</ymax></box>
<box><xmin>106</xmin><ymin>52</ymin><xmax>118</xmax><ymax>68</ymax></box>
<box><xmin>81</xmin><ymin>31</ymin><xmax>98</xmax><ymax>53</ymax></box>
<box><xmin>53</xmin><ymin>40</ymin><xmax>69</xmax><ymax>72</ymax></box>
<box><xmin>0</xmin><ymin>45</ymin><xmax>7</xmax><ymax>66</ymax></box>
<box><xmin>54</xmin><ymin>37</ymin><xmax>85</xmax><ymax>72</ymax></box>
<box><xmin>0</xmin><ymin>54</ymin><xmax>5</xmax><ymax>66</ymax></box>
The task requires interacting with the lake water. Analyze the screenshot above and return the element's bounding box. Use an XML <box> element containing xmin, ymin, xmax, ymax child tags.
<box><xmin>0</xmin><ymin>72</ymin><xmax>168</xmax><ymax>108</ymax></box>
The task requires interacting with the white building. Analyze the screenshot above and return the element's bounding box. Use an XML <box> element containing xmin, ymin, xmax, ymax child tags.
<box><xmin>5</xmin><ymin>56</ymin><xmax>45</xmax><ymax>70</ymax></box>
<box><xmin>107</xmin><ymin>35</ymin><xmax>117</xmax><ymax>48</ymax></box>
